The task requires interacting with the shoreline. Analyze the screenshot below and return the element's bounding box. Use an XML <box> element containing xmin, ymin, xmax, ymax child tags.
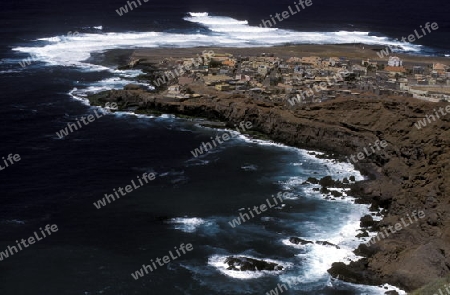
<box><xmin>85</xmin><ymin>45</ymin><xmax>450</xmax><ymax>292</ymax></box>
<box><xmin>102</xmin><ymin>44</ymin><xmax>450</xmax><ymax>67</ymax></box>
<box><xmin>93</xmin><ymin>100</ymin><xmax>397</xmax><ymax>293</ymax></box>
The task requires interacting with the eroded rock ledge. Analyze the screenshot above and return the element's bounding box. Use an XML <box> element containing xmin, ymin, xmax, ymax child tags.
<box><xmin>88</xmin><ymin>89</ymin><xmax>450</xmax><ymax>292</ymax></box>
<box><xmin>224</xmin><ymin>257</ymin><xmax>283</xmax><ymax>272</ymax></box>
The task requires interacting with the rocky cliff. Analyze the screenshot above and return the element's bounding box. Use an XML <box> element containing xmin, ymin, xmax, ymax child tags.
<box><xmin>90</xmin><ymin>89</ymin><xmax>450</xmax><ymax>292</ymax></box>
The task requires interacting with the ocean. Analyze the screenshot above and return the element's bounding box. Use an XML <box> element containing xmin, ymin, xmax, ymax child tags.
<box><xmin>0</xmin><ymin>0</ymin><xmax>449</xmax><ymax>294</ymax></box>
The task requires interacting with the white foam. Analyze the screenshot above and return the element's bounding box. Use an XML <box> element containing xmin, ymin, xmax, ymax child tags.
<box><xmin>282</xmin><ymin>211</ymin><xmax>366</xmax><ymax>281</ymax></box>
<box><xmin>113</xmin><ymin>69</ymin><xmax>145</xmax><ymax>79</ymax></box>
<box><xmin>0</xmin><ymin>69</ymin><xmax>21</xmax><ymax>74</ymax></box>
<box><xmin>332</xmin><ymin>281</ymin><xmax>407</xmax><ymax>295</ymax></box>
<box><xmin>12</xmin><ymin>13</ymin><xmax>423</xmax><ymax>72</ymax></box>
<box><xmin>68</xmin><ymin>88</ymin><xmax>91</xmax><ymax>106</ymax></box>
<box><xmin>241</xmin><ymin>164</ymin><xmax>258</xmax><ymax>171</ymax></box>
<box><xmin>235</xmin><ymin>138</ymin><xmax>362</xmax><ymax>184</ymax></box>
<box><xmin>109</xmin><ymin>111</ymin><xmax>153</xmax><ymax>119</ymax></box>
<box><xmin>168</xmin><ymin>217</ymin><xmax>207</xmax><ymax>233</ymax></box>
<box><xmin>1</xmin><ymin>219</ymin><xmax>26</xmax><ymax>225</ymax></box>
<box><xmin>279</xmin><ymin>205</ymin><xmax>408</xmax><ymax>293</ymax></box>
<box><xmin>297</xmin><ymin>149</ymin><xmax>365</xmax><ymax>181</ymax></box>
<box><xmin>159</xmin><ymin>114</ymin><xmax>176</xmax><ymax>119</ymax></box>
<box><xmin>68</xmin><ymin>76</ymin><xmax>152</xmax><ymax>104</ymax></box>
<box><xmin>188</xmin><ymin>12</ymin><xmax>209</xmax><ymax>17</ymax></box>
<box><xmin>184</xmin><ymin>158</ymin><xmax>211</xmax><ymax>167</ymax></box>
<box><xmin>261</xmin><ymin>216</ymin><xmax>277</xmax><ymax>222</ymax></box>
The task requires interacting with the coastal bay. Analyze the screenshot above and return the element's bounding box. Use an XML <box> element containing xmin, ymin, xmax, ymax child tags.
<box><xmin>88</xmin><ymin>45</ymin><xmax>450</xmax><ymax>292</ymax></box>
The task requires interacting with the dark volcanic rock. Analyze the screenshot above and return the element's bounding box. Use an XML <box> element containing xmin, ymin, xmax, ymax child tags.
<box><xmin>124</xmin><ymin>83</ymin><xmax>144</xmax><ymax>90</ymax></box>
<box><xmin>320</xmin><ymin>187</ymin><xmax>330</xmax><ymax>194</ymax></box>
<box><xmin>354</xmin><ymin>243</ymin><xmax>378</xmax><ymax>257</ymax></box>
<box><xmin>224</xmin><ymin>256</ymin><xmax>283</xmax><ymax>271</ymax></box>
<box><xmin>289</xmin><ymin>237</ymin><xmax>314</xmax><ymax>245</ymax></box>
<box><xmin>319</xmin><ymin>176</ymin><xmax>336</xmax><ymax>187</ymax></box>
<box><xmin>307</xmin><ymin>177</ymin><xmax>319</xmax><ymax>184</ymax></box>
<box><xmin>331</xmin><ymin>190</ymin><xmax>343</xmax><ymax>198</ymax></box>
<box><xmin>89</xmin><ymin>87</ymin><xmax>450</xmax><ymax>291</ymax></box>
<box><xmin>360</xmin><ymin>215</ymin><xmax>376</xmax><ymax>228</ymax></box>
<box><xmin>328</xmin><ymin>260</ymin><xmax>382</xmax><ymax>286</ymax></box>
<box><xmin>316</xmin><ymin>241</ymin><xmax>340</xmax><ymax>249</ymax></box>
<box><xmin>356</xmin><ymin>230</ymin><xmax>369</xmax><ymax>238</ymax></box>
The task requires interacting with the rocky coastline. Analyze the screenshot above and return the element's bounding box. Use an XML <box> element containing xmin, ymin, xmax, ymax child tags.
<box><xmin>85</xmin><ymin>53</ymin><xmax>450</xmax><ymax>292</ymax></box>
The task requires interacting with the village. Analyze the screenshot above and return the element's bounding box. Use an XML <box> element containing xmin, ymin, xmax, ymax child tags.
<box><xmin>129</xmin><ymin>49</ymin><xmax>450</xmax><ymax>107</ymax></box>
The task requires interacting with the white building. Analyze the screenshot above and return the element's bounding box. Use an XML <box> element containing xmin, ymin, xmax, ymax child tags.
<box><xmin>388</xmin><ymin>56</ymin><xmax>403</xmax><ymax>67</ymax></box>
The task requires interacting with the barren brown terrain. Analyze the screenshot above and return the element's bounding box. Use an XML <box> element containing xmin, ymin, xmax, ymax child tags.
<box><xmin>93</xmin><ymin>46</ymin><xmax>450</xmax><ymax>292</ymax></box>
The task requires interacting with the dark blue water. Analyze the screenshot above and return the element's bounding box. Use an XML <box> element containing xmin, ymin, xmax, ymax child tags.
<box><xmin>1</xmin><ymin>1</ymin><xmax>449</xmax><ymax>294</ymax></box>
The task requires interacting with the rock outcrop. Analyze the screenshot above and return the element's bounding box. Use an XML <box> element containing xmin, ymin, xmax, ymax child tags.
<box><xmin>224</xmin><ymin>256</ymin><xmax>283</xmax><ymax>271</ymax></box>
<box><xmin>88</xmin><ymin>90</ymin><xmax>450</xmax><ymax>292</ymax></box>
<box><xmin>289</xmin><ymin>237</ymin><xmax>341</xmax><ymax>249</ymax></box>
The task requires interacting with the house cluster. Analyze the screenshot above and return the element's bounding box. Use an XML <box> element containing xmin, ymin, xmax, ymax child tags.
<box><xmin>156</xmin><ymin>51</ymin><xmax>450</xmax><ymax>104</ymax></box>
<box><xmin>375</xmin><ymin>57</ymin><xmax>450</xmax><ymax>101</ymax></box>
